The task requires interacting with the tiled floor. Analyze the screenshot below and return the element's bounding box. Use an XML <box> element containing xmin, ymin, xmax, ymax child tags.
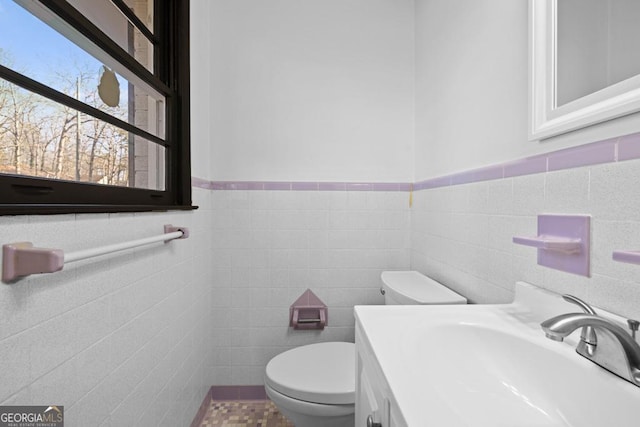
<box><xmin>200</xmin><ymin>400</ymin><xmax>294</xmax><ymax>427</ymax></box>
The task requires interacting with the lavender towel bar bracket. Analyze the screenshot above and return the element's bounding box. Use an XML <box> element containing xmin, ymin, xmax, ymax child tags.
<box><xmin>2</xmin><ymin>242</ymin><xmax>64</xmax><ymax>284</ymax></box>
<box><xmin>2</xmin><ymin>224</ymin><xmax>189</xmax><ymax>283</ymax></box>
<box><xmin>612</xmin><ymin>251</ymin><xmax>640</xmax><ymax>265</ymax></box>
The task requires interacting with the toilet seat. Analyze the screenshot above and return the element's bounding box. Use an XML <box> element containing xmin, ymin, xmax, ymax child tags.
<box><xmin>265</xmin><ymin>342</ymin><xmax>355</xmax><ymax>405</ymax></box>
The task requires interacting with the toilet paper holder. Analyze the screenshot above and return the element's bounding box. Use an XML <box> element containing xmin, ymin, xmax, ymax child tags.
<box><xmin>290</xmin><ymin>289</ymin><xmax>328</xmax><ymax>330</ymax></box>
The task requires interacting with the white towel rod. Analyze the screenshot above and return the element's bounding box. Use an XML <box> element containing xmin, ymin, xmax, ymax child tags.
<box><xmin>2</xmin><ymin>224</ymin><xmax>189</xmax><ymax>283</ymax></box>
<box><xmin>65</xmin><ymin>230</ymin><xmax>184</xmax><ymax>263</ymax></box>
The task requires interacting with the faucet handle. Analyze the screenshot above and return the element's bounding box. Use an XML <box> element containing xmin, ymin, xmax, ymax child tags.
<box><xmin>562</xmin><ymin>294</ymin><xmax>597</xmax><ymax>315</ymax></box>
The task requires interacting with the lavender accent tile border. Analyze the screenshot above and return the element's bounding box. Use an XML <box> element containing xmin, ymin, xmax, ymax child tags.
<box><xmin>264</xmin><ymin>182</ymin><xmax>292</xmax><ymax>191</ymax></box>
<box><xmin>450</xmin><ymin>165</ymin><xmax>504</xmax><ymax>185</ymax></box>
<box><xmin>210</xmin><ymin>182</ymin><xmax>225</xmax><ymax>190</ymax></box>
<box><xmin>450</xmin><ymin>170</ymin><xmax>475</xmax><ymax>185</ymax></box>
<box><xmin>414</xmin><ymin>175</ymin><xmax>451</xmax><ymax>191</ymax></box>
<box><xmin>292</xmin><ymin>182</ymin><xmax>319</xmax><ymax>191</ymax></box>
<box><xmin>504</xmin><ymin>155</ymin><xmax>547</xmax><ymax>178</ymax></box>
<box><xmin>210</xmin><ymin>385</ymin><xmax>267</xmax><ymax>401</ymax></box>
<box><xmin>191</xmin><ymin>176</ymin><xmax>213</xmax><ymax>190</ymax></box>
<box><xmin>547</xmin><ymin>138</ymin><xmax>616</xmax><ymax>171</ymax></box>
<box><xmin>474</xmin><ymin>165</ymin><xmax>504</xmax><ymax>182</ymax></box>
<box><xmin>373</xmin><ymin>182</ymin><xmax>406</xmax><ymax>191</ymax></box>
<box><xmin>191</xmin><ymin>131</ymin><xmax>640</xmax><ymax>193</ymax></box>
<box><xmin>318</xmin><ymin>182</ymin><xmax>347</xmax><ymax>191</ymax></box>
<box><xmin>618</xmin><ymin>133</ymin><xmax>640</xmax><ymax>161</ymax></box>
<box><xmin>346</xmin><ymin>183</ymin><xmax>375</xmax><ymax>191</ymax></box>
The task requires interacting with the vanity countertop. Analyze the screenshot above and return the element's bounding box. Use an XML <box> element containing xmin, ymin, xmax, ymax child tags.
<box><xmin>354</xmin><ymin>282</ymin><xmax>640</xmax><ymax>427</ymax></box>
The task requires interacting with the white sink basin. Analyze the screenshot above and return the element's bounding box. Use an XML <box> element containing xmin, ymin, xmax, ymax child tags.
<box><xmin>416</xmin><ymin>323</ymin><xmax>638</xmax><ymax>426</ymax></box>
<box><xmin>355</xmin><ymin>282</ymin><xmax>640</xmax><ymax>427</ymax></box>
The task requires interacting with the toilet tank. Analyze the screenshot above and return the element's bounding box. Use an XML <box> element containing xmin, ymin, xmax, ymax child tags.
<box><xmin>380</xmin><ymin>271</ymin><xmax>466</xmax><ymax>305</ymax></box>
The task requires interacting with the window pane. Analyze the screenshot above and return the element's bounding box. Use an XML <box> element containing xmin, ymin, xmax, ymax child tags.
<box><xmin>0</xmin><ymin>0</ymin><xmax>165</xmax><ymax>138</ymax></box>
<box><xmin>66</xmin><ymin>0</ymin><xmax>154</xmax><ymax>72</ymax></box>
<box><xmin>119</xmin><ymin>0</ymin><xmax>154</xmax><ymax>34</ymax></box>
<box><xmin>0</xmin><ymin>78</ymin><xmax>165</xmax><ymax>190</ymax></box>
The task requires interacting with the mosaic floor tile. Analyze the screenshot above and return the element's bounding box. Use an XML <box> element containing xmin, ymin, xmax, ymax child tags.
<box><xmin>200</xmin><ymin>400</ymin><xmax>294</xmax><ymax>427</ymax></box>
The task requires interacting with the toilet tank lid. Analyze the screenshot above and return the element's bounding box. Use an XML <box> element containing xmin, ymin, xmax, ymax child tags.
<box><xmin>381</xmin><ymin>271</ymin><xmax>466</xmax><ymax>304</ymax></box>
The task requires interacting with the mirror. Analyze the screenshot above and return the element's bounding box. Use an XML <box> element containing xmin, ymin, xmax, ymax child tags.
<box><xmin>529</xmin><ymin>0</ymin><xmax>640</xmax><ymax>140</ymax></box>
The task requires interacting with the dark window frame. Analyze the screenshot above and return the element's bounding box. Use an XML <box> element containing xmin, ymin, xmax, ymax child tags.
<box><xmin>0</xmin><ymin>0</ymin><xmax>194</xmax><ymax>215</ymax></box>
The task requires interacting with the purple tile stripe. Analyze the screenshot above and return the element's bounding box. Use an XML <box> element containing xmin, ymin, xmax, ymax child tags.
<box><xmin>504</xmin><ymin>155</ymin><xmax>547</xmax><ymax>178</ymax></box>
<box><xmin>413</xmin><ymin>175</ymin><xmax>451</xmax><ymax>191</ymax></box>
<box><xmin>292</xmin><ymin>182</ymin><xmax>319</xmax><ymax>191</ymax></box>
<box><xmin>264</xmin><ymin>182</ymin><xmax>292</xmax><ymax>191</ymax></box>
<box><xmin>191</xmin><ymin>176</ymin><xmax>215</xmax><ymax>190</ymax></box>
<box><xmin>191</xmin><ymin>131</ymin><xmax>640</xmax><ymax>193</ymax></box>
<box><xmin>210</xmin><ymin>385</ymin><xmax>268</xmax><ymax>401</ymax></box>
<box><xmin>346</xmin><ymin>183</ymin><xmax>375</xmax><ymax>191</ymax></box>
<box><xmin>547</xmin><ymin>138</ymin><xmax>616</xmax><ymax>171</ymax></box>
<box><xmin>618</xmin><ymin>133</ymin><xmax>640</xmax><ymax>161</ymax></box>
<box><xmin>319</xmin><ymin>182</ymin><xmax>347</xmax><ymax>191</ymax></box>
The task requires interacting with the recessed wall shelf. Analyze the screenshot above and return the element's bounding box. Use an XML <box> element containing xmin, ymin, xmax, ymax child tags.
<box><xmin>513</xmin><ymin>214</ymin><xmax>591</xmax><ymax>277</ymax></box>
<box><xmin>612</xmin><ymin>251</ymin><xmax>640</xmax><ymax>265</ymax></box>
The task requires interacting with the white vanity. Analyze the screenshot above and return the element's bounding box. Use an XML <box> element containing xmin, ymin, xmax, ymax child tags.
<box><xmin>354</xmin><ymin>282</ymin><xmax>640</xmax><ymax>427</ymax></box>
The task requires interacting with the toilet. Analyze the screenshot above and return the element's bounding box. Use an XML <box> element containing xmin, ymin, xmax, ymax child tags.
<box><xmin>264</xmin><ymin>271</ymin><xmax>466</xmax><ymax>426</ymax></box>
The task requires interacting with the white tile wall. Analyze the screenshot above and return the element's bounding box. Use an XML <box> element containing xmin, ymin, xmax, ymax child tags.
<box><xmin>0</xmin><ymin>187</ymin><xmax>214</xmax><ymax>427</ymax></box>
<box><xmin>5</xmin><ymin>156</ymin><xmax>640</xmax><ymax>412</ymax></box>
<box><xmin>209</xmin><ymin>190</ymin><xmax>411</xmax><ymax>385</ymax></box>
<box><xmin>412</xmin><ymin>158</ymin><xmax>640</xmax><ymax>320</ymax></box>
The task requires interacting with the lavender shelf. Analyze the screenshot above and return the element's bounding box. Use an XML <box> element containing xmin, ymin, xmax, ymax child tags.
<box><xmin>612</xmin><ymin>251</ymin><xmax>640</xmax><ymax>265</ymax></box>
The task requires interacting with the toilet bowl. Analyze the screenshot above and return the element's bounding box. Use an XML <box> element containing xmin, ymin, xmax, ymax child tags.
<box><xmin>265</xmin><ymin>271</ymin><xmax>466</xmax><ymax>425</ymax></box>
<box><xmin>264</xmin><ymin>342</ymin><xmax>355</xmax><ymax>427</ymax></box>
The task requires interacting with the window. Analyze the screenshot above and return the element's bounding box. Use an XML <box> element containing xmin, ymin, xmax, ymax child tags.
<box><xmin>0</xmin><ymin>0</ymin><xmax>192</xmax><ymax>214</ymax></box>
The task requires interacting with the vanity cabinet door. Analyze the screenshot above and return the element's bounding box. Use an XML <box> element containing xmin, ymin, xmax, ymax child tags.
<box><xmin>357</xmin><ymin>357</ymin><xmax>385</xmax><ymax>426</ymax></box>
<box><xmin>388</xmin><ymin>405</ymin><xmax>404</xmax><ymax>427</ymax></box>
<box><xmin>356</xmin><ymin>320</ymin><xmax>408</xmax><ymax>427</ymax></box>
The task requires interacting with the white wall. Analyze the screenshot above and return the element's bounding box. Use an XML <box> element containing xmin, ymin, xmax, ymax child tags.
<box><xmin>414</xmin><ymin>0</ymin><xmax>528</xmax><ymax>179</ymax></box>
<box><xmin>411</xmin><ymin>157</ymin><xmax>640</xmax><ymax>321</ymax></box>
<box><xmin>201</xmin><ymin>0</ymin><xmax>640</xmax><ymax>389</ymax></box>
<box><xmin>411</xmin><ymin>0</ymin><xmax>640</xmax><ymax>321</ymax></box>
<box><xmin>414</xmin><ymin>0</ymin><xmax>640</xmax><ymax>180</ymax></box>
<box><xmin>209</xmin><ymin>190</ymin><xmax>410</xmax><ymax>385</ymax></box>
<box><xmin>208</xmin><ymin>0</ymin><xmax>415</xmax><ymax>183</ymax></box>
<box><xmin>191</xmin><ymin>0</ymin><xmax>212</xmax><ymax>180</ymax></box>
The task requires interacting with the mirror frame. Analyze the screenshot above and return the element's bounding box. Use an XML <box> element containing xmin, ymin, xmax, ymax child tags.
<box><xmin>529</xmin><ymin>0</ymin><xmax>640</xmax><ymax>140</ymax></box>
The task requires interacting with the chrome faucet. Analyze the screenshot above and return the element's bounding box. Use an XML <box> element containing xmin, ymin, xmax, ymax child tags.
<box><xmin>541</xmin><ymin>295</ymin><xmax>640</xmax><ymax>388</ymax></box>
